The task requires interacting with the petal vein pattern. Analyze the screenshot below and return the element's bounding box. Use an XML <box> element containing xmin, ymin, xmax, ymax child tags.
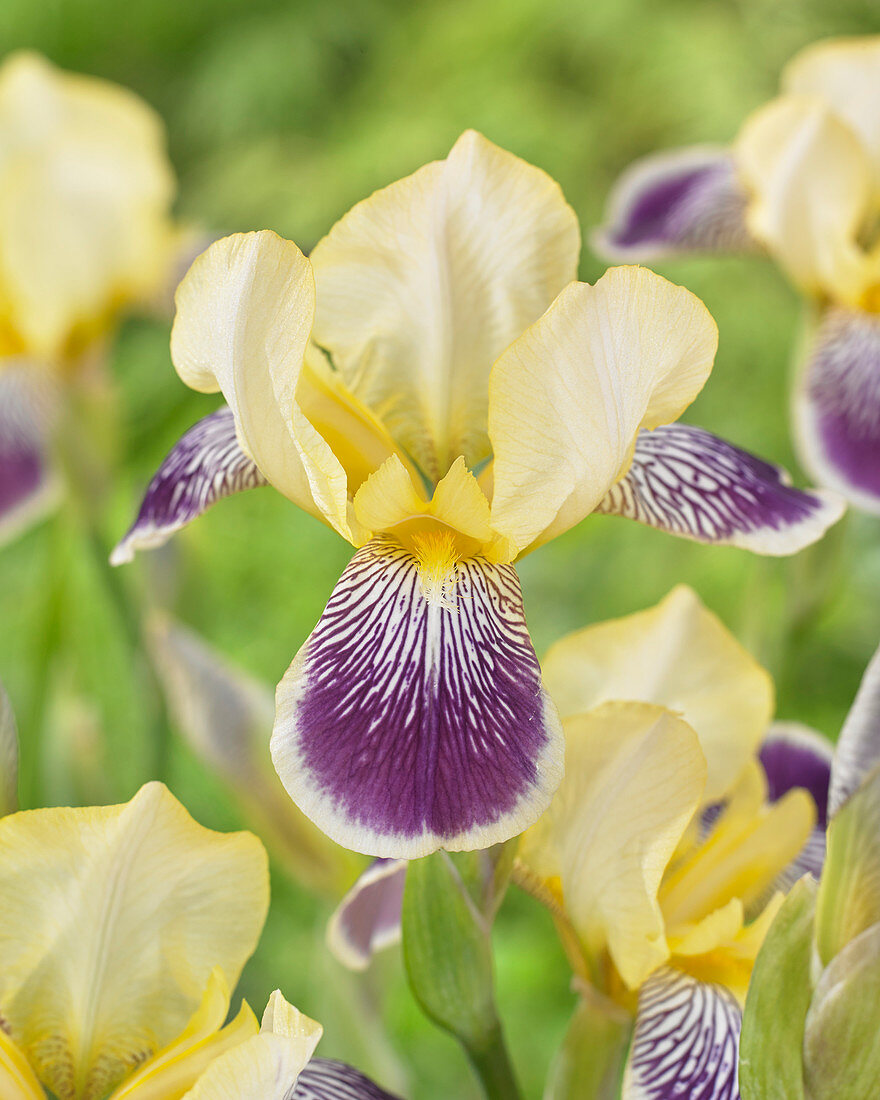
<box><xmin>292</xmin><ymin>1059</ymin><xmax>403</xmax><ymax>1099</ymax></box>
<box><xmin>111</xmin><ymin>407</ymin><xmax>267</xmax><ymax>563</ymax></box>
<box><xmin>271</xmin><ymin>538</ymin><xmax>563</xmax><ymax>857</ymax></box>
<box><xmin>596</xmin><ymin>423</ymin><xmax>843</xmax><ymax>553</ymax></box>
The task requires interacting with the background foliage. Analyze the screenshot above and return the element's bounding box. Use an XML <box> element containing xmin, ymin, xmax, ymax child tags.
<box><xmin>1</xmin><ymin>0</ymin><xmax>879</xmax><ymax>1095</ymax></box>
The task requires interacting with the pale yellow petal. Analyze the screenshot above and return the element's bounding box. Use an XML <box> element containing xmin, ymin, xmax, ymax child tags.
<box><xmin>784</xmin><ymin>37</ymin><xmax>880</xmax><ymax>193</ymax></box>
<box><xmin>735</xmin><ymin>94</ymin><xmax>875</xmax><ymax>302</ymax></box>
<box><xmin>541</xmin><ymin>585</ymin><xmax>774</xmax><ymax>802</ymax></box>
<box><xmin>181</xmin><ymin>992</ymin><xmax>322</xmax><ymax>1100</ymax></box>
<box><xmin>667</xmin><ymin>897</ymin><xmax>745</xmax><ymax>958</ymax></box>
<box><xmin>0</xmin><ymin>782</ymin><xmax>269</xmax><ymax>1100</ymax></box>
<box><xmin>0</xmin><ymin>1029</ymin><xmax>44</xmax><ymax>1100</ymax></box>
<box><xmin>352</xmin><ymin>454</ymin><xmax>428</xmax><ymax>533</ymax></box>
<box><xmin>108</xmin><ymin>970</ymin><xmax>259</xmax><ymax>1100</ymax></box>
<box><xmin>0</xmin><ymin>51</ymin><xmax>175</xmax><ymax>359</ymax></box>
<box><xmin>310</xmin><ymin>129</ymin><xmax>580</xmax><ymax>482</ymax></box>
<box><xmin>170</xmin><ymin>231</ymin><xmax>357</xmax><ymax>541</ymax></box>
<box><xmin>521</xmin><ymin>702</ymin><xmax>707</xmax><ymax>990</ymax></box>
<box><xmin>489</xmin><ymin>267</ymin><xmax>718</xmax><ymax>551</ymax></box>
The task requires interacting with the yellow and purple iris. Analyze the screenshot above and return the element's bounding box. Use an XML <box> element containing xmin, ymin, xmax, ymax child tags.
<box><xmin>0</xmin><ymin>780</ymin><xmax>398</xmax><ymax>1100</ymax></box>
<box><xmin>0</xmin><ymin>51</ymin><xmax>177</xmax><ymax>546</ymax></box>
<box><xmin>115</xmin><ymin>131</ymin><xmax>841</xmax><ymax>859</ymax></box>
<box><xmin>597</xmin><ymin>35</ymin><xmax>880</xmax><ymax>515</ymax></box>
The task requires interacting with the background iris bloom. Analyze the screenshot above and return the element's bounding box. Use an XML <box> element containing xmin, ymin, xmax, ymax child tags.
<box><xmin>597</xmin><ymin>35</ymin><xmax>880</xmax><ymax>515</ymax></box>
<box><xmin>0</xmin><ymin>778</ymin><xmax>398</xmax><ymax>1100</ymax></box>
<box><xmin>517</xmin><ymin>586</ymin><xmax>828</xmax><ymax>1099</ymax></box>
<box><xmin>0</xmin><ymin>51</ymin><xmax>177</xmax><ymax>545</ymax></box>
<box><xmin>115</xmin><ymin>130</ymin><xmax>840</xmax><ymax>860</ymax></box>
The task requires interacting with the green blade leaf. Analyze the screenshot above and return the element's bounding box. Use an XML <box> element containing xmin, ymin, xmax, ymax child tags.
<box><xmin>0</xmin><ymin>681</ymin><xmax>18</xmax><ymax>817</ymax></box>
<box><xmin>739</xmin><ymin>876</ymin><xmax>817</xmax><ymax>1100</ymax></box>
<box><xmin>804</xmin><ymin>921</ymin><xmax>880</xmax><ymax>1100</ymax></box>
<box><xmin>544</xmin><ymin>993</ymin><xmax>631</xmax><ymax>1100</ymax></box>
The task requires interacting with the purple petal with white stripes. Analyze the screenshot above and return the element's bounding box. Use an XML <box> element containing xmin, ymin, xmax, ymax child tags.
<box><xmin>271</xmin><ymin>537</ymin><xmax>564</xmax><ymax>858</ymax></box>
<box><xmin>829</xmin><ymin>641</ymin><xmax>880</xmax><ymax>818</ymax></box>
<box><xmin>623</xmin><ymin>968</ymin><xmax>741</xmax><ymax>1100</ymax></box>
<box><xmin>327</xmin><ymin>858</ymin><xmax>407</xmax><ymax>971</ymax></box>
<box><xmin>0</xmin><ymin>366</ymin><xmax>59</xmax><ymax>545</ymax></box>
<box><xmin>293</xmin><ymin>1059</ymin><xmax>403</xmax><ymax>1099</ymax></box>
<box><xmin>595</xmin><ymin>423</ymin><xmax>844</xmax><ymax>555</ymax></box>
<box><xmin>111</xmin><ymin>406</ymin><xmax>267</xmax><ymax>564</ymax></box>
<box><xmin>795</xmin><ymin>308</ymin><xmax>880</xmax><ymax>515</ymax></box>
<box><xmin>594</xmin><ymin>146</ymin><xmax>756</xmax><ymax>262</ymax></box>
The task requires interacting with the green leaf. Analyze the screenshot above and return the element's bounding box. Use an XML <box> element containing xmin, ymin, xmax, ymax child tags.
<box><xmin>739</xmin><ymin>876</ymin><xmax>817</xmax><ymax>1100</ymax></box>
<box><xmin>544</xmin><ymin>993</ymin><xmax>631</xmax><ymax>1100</ymax></box>
<box><xmin>0</xmin><ymin>681</ymin><xmax>18</xmax><ymax>817</ymax></box>
<box><xmin>816</xmin><ymin>766</ymin><xmax>880</xmax><ymax>964</ymax></box>
<box><xmin>804</xmin><ymin>921</ymin><xmax>880</xmax><ymax>1100</ymax></box>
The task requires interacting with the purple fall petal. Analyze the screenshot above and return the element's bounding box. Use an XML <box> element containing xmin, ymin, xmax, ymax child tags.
<box><xmin>795</xmin><ymin>308</ymin><xmax>880</xmax><ymax>515</ymax></box>
<box><xmin>594</xmin><ymin>147</ymin><xmax>756</xmax><ymax>262</ymax></box>
<box><xmin>293</xmin><ymin>1059</ymin><xmax>403</xmax><ymax>1099</ymax></box>
<box><xmin>111</xmin><ymin>406</ymin><xmax>267</xmax><ymax>564</ymax></box>
<box><xmin>596</xmin><ymin>423</ymin><xmax>843</xmax><ymax>554</ymax></box>
<box><xmin>623</xmin><ymin>968</ymin><xmax>741</xmax><ymax>1100</ymax></box>
<box><xmin>271</xmin><ymin>537</ymin><xmax>564</xmax><ymax>858</ymax></box>
<box><xmin>0</xmin><ymin>366</ymin><xmax>58</xmax><ymax>545</ymax></box>
<box><xmin>327</xmin><ymin>858</ymin><xmax>407</xmax><ymax>971</ymax></box>
<box><xmin>828</xmin><ymin>641</ymin><xmax>880</xmax><ymax>818</ymax></box>
<box><xmin>760</xmin><ymin>723</ymin><xmax>833</xmax><ymax>829</ymax></box>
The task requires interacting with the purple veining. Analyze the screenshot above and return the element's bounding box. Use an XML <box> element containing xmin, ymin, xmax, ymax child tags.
<box><xmin>293</xmin><ymin>1058</ymin><xmax>402</xmax><ymax>1099</ymax></box>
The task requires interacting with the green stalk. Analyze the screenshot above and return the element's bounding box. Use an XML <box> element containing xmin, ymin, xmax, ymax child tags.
<box><xmin>465</xmin><ymin>1026</ymin><xmax>524</xmax><ymax>1100</ymax></box>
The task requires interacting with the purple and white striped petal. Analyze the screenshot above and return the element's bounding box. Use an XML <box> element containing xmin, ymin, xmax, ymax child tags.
<box><xmin>0</xmin><ymin>366</ymin><xmax>59</xmax><ymax>545</ymax></box>
<box><xmin>594</xmin><ymin>147</ymin><xmax>756</xmax><ymax>262</ymax></box>
<box><xmin>111</xmin><ymin>406</ymin><xmax>267</xmax><ymax>564</ymax></box>
<box><xmin>623</xmin><ymin>968</ymin><xmax>741</xmax><ymax>1100</ymax></box>
<box><xmin>795</xmin><ymin>308</ymin><xmax>880</xmax><ymax>515</ymax></box>
<box><xmin>327</xmin><ymin>858</ymin><xmax>407</xmax><ymax>971</ymax></box>
<box><xmin>829</xmin><ymin>641</ymin><xmax>880</xmax><ymax>818</ymax></box>
<box><xmin>271</xmin><ymin>537</ymin><xmax>564</xmax><ymax>859</ymax></box>
<box><xmin>293</xmin><ymin>1059</ymin><xmax>402</xmax><ymax>1099</ymax></box>
<box><xmin>595</xmin><ymin>423</ymin><xmax>844</xmax><ymax>555</ymax></box>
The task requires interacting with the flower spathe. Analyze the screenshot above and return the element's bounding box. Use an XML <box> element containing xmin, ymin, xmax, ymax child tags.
<box><xmin>597</xmin><ymin>35</ymin><xmax>880</xmax><ymax>514</ymax></box>
<box><xmin>115</xmin><ymin>131</ymin><xmax>842</xmax><ymax>859</ymax></box>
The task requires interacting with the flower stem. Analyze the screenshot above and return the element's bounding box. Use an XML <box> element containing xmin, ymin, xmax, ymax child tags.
<box><xmin>465</xmin><ymin>1026</ymin><xmax>524</xmax><ymax>1100</ymax></box>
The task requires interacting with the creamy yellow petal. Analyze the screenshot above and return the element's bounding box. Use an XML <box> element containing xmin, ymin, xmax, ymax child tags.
<box><xmin>170</xmin><ymin>231</ymin><xmax>357</xmax><ymax>541</ymax></box>
<box><xmin>181</xmin><ymin>992</ymin><xmax>322</xmax><ymax>1100</ymax></box>
<box><xmin>735</xmin><ymin>94</ymin><xmax>875</xmax><ymax>302</ymax></box>
<box><xmin>0</xmin><ymin>1029</ymin><xmax>44</xmax><ymax>1100</ymax></box>
<box><xmin>542</xmin><ymin>585</ymin><xmax>774</xmax><ymax>802</ymax></box>
<box><xmin>0</xmin><ymin>52</ymin><xmax>175</xmax><ymax>359</ymax></box>
<box><xmin>784</xmin><ymin>37</ymin><xmax>880</xmax><ymax>193</ymax></box>
<box><xmin>489</xmin><ymin>267</ymin><xmax>718</xmax><ymax>551</ymax></box>
<box><xmin>351</xmin><ymin>454</ymin><xmax>428</xmax><ymax>533</ymax></box>
<box><xmin>310</xmin><ymin>129</ymin><xmax>581</xmax><ymax>482</ymax></box>
<box><xmin>667</xmin><ymin>897</ymin><xmax>744</xmax><ymax>958</ymax></box>
<box><xmin>108</xmin><ymin>970</ymin><xmax>259</xmax><ymax>1100</ymax></box>
<box><xmin>0</xmin><ymin>782</ymin><xmax>269</xmax><ymax>1100</ymax></box>
<box><xmin>521</xmin><ymin>702</ymin><xmax>707</xmax><ymax>990</ymax></box>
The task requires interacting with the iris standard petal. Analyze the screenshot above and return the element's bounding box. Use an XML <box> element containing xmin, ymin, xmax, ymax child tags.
<box><xmin>594</xmin><ymin>146</ymin><xmax>755</xmax><ymax>261</ymax></box>
<box><xmin>292</xmin><ymin>1059</ymin><xmax>404</xmax><ymax>1099</ymax></box>
<box><xmin>734</xmin><ymin>94</ymin><xmax>873</xmax><ymax>302</ymax></box>
<box><xmin>111</xmin><ymin>407</ymin><xmax>267</xmax><ymax>564</ymax></box>
<box><xmin>622</xmin><ymin>968</ymin><xmax>741</xmax><ymax>1100</ymax></box>
<box><xmin>489</xmin><ymin>267</ymin><xmax>718</xmax><ymax>551</ymax></box>
<box><xmin>794</xmin><ymin>307</ymin><xmax>880</xmax><ymax>515</ymax></box>
<box><xmin>309</xmin><ymin>129</ymin><xmax>580</xmax><ymax>481</ymax></box>
<box><xmin>828</xmin><ymin>639</ymin><xmax>880</xmax><ymax>817</ymax></box>
<box><xmin>271</xmin><ymin>536</ymin><xmax>563</xmax><ymax>858</ymax></box>
<box><xmin>181</xmin><ymin>992</ymin><xmax>321</xmax><ymax>1100</ymax></box>
<box><xmin>541</xmin><ymin>585</ymin><xmax>773</xmax><ymax>803</ymax></box>
<box><xmin>521</xmin><ymin>702</ymin><xmax>706</xmax><ymax>989</ymax></box>
<box><xmin>0</xmin><ymin>782</ymin><xmax>269</xmax><ymax>1100</ymax></box>
<box><xmin>0</xmin><ymin>364</ymin><xmax>59</xmax><ymax>546</ymax></box>
<box><xmin>0</xmin><ymin>677</ymin><xmax>18</xmax><ymax>815</ymax></box>
<box><xmin>783</xmin><ymin>36</ymin><xmax>880</xmax><ymax>193</ymax></box>
<box><xmin>326</xmin><ymin>858</ymin><xmax>407</xmax><ymax>971</ymax></box>
<box><xmin>170</xmin><ymin>231</ymin><xmax>355</xmax><ymax>540</ymax></box>
<box><xmin>596</xmin><ymin>422</ymin><xmax>845</xmax><ymax>553</ymax></box>
<box><xmin>0</xmin><ymin>52</ymin><xmax>175</xmax><ymax>358</ymax></box>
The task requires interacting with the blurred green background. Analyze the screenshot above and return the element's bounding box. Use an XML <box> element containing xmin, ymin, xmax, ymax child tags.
<box><xmin>1</xmin><ymin>0</ymin><xmax>880</xmax><ymax>1095</ymax></box>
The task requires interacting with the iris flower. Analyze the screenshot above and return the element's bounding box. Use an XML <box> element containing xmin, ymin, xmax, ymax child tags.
<box><xmin>0</xmin><ymin>51</ymin><xmax>176</xmax><ymax>544</ymax></box>
<box><xmin>115</xmin><ymin>131</ymin><xmax>841</xmax><ymax>858</ymax></box>
<box><xmin>0</xmin><ymin>780</ymin><xmax>398</xmax><ymax>1099</ymax></box>
<box><xmin>597</xmin><ymin>36</ymin><xmax>880</xmax><ymax>514</ymax></box>
<box><xmin>515</xmin><ymin>587</ymin><xmax>829</xmax><ymax>1099</ymax></box>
